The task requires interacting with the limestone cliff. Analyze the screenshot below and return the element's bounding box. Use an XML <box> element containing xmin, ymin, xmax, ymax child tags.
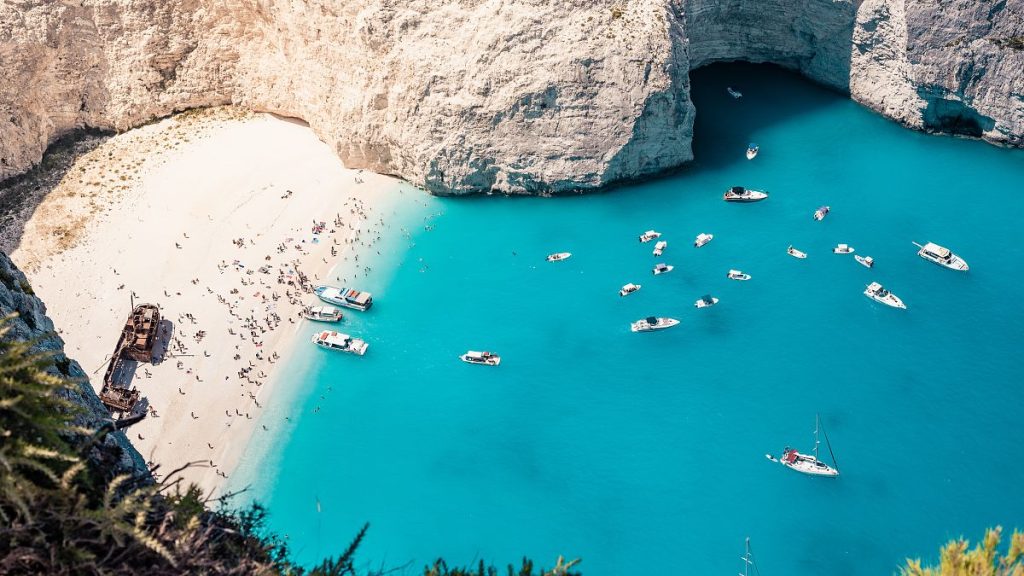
<box><xmin>0</xmin><ymin>0</ymin><xmax>1022</xmax><ymax>195</ymax></box>
<box><xmin>0</xmin><ymin>250</ymin><xmax>146</xmax><ymax>477</ymax></box>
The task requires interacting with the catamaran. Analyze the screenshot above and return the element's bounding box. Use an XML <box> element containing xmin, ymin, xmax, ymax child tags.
<box><xmin>460</xmin><ymin>350</ymin><xmax>501</xmax><ymax>366</ymax></box>
<box><xmin>311</xmin><ymin>330</ymin><xmax>368</xmax><ymax>356</ymax></box>
<box><xmin>630</xmin><ymin>316</ymin><xmax>680</xmax><ymax>332</ymax></box>
<box><xmin>913</xmin><ymin>241</ymin><xmax>969</xmax><ymax>271</ymax></box>
<box><xmin>767</xmin><ymin>414</ymin><xmax>840</xmax><ymax>477</ymax></box>
<box><xmin>302</xmin><ymin>305</ymin><xmax>343</xmax><ymax>322</ymax></box>
<box><xmin>787</xmin><ymin>245</ymin><xmax>807</xmax><ymax>259</ymax></box>
<box><xmin>619</xmin><ymin>283</ymin><xmax>642</xmax><ymax>296</ymax></box>
<box><xmin>653</xmin><ymin>240</ymin><xmax>668</xmax><ymax>256</ymax></box>
<box><xmin>314</xmin><ymin>285</ymin><xmax>373</xmax><ymax>311</ymax></box>
<box><xmin>546</xmin><ymin>252</ymin><xmax>572</xmax><ymax>262</ymax></box>
<box><xmin>723</xmin><ymin>186</ymin><xmax>768</xmax><ymax>202</ymax></box>
<box><xmin>864</xmin><ymin>282</ymin><xmax>906</xmax><ymax>309</ymax></box>
<box><xmin>746</xmin><ymin>144</ymin><xmax>759</xmax><ymax>160</ymax></box>
<box><xmin>638</xmin><ymin>230</ymin><xmax>662</xmax><ymax>243</ymax></box>
<box><xmin>694</xmin><ymin>233</ymin><xmax>714</xmax><ymax>248</ymax></box>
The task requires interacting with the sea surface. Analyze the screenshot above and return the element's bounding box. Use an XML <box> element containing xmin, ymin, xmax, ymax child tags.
<box><xmin>230</xmin><ymin>63</ymin><xmax>1024</xmax><ymax>575</ymax></box>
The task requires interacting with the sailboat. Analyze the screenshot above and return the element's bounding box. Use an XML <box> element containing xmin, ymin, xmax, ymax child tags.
<box><xmin>739</xmin><ymin>537</ymin><xmax>759</xmax><ymax>576</ymax></box>
<box><xmin>766</xmin><ymin>414</ymin><xmax>839</xmax><ymax>477</ymax></box>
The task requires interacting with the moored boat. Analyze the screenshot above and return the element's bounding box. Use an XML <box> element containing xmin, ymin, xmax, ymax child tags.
<box><xmin>302</xmin><ymin>305</ymin><xmax>343</xmax><ymax>322</ymax></box>
<box><xmin>746</xmin><ymin>143</ymin><xmax>759</xmax><ymax>160</ymax></box>
<box><xmin>913</xmin><ymin>241</ymin><xmax>969</xmax><ymax>271</ymax></box>
<box><xmin>638</xmin><ymin>230</ymin><xmax>662</xmax><ymax>243</ymax></box>
<box><xmin>619</xmin><ymin>283</ymin><xmax>642</xmax><ymax>296</ymax></box>
<box><xmin>546</xmin><ymin>252</ymin><xmax>572</xmax><ymax>262</ymax></box>
<box><xmin>727</xmin><ymin>86</ymin><xmax>743</xmax><ymax>99</ymax></box>
<box><xmin>314</xmin><ymin>285</ymin><xmax>373</xmax><ymax>311</ymax></box>
<box><xmin>694</xmin><ymin>294</ymin><xmax>719</xmax><ymax>308</ymax></box>
<box><xmin>653</xmin><ymin>240</ymin><xmax>668</xmax><ymax>256</ymax></box>
<box><xmin>311</xmin><ymin>330</ymin><xmax>368</xmax><ymax>355</ymax></box>
<box><xmin>652</xmin><ymin>263</ymin><xmax>674</xmax><ymax>275</ymax></box>
<box><xmin>813</xmin><ymin>206</ymin><xmax>830</xmax><ymax>221</ymax></box>
<box><xmin>766</xmin><ymin>414</ymin><xmax>840</xmax><ymax>477</ymax></box>
<box><xmin>727</xmin><ymin>269</ymin><xmax>751</xmax><ymax>281</ymax></box>
<box><xmin>694</xmin><ymin>233</ymin><xmax>714</xmax><ymax>248</ymax></box>
<box><xmin>833</xmin><ymin>243</ymin><xmax>855</xmax><ymax>254</ymax></box>
<box><xmin>854</xmin><ymin>255</ymin><xmax>874</xmax><ymax>268</ymax></box>
<box><xmin>460</xmin><ymin>350</ymin><xmax>501</xmax><ymax>366</ymax></box>
<box><xmin>864</xmin><ymin>281</ymin><xmax>906</xmax><ymax>309</ymax></box>
<box><xmin>630</xmin><ymin>316</ymin><xmax>680</xmax><ymax>332</ymax></box>
<box><xmin>787</xmin><ymin>245</ymin><xmax>807</xmax><ymax>259</ymax></box>
<box><xmin>723</xmin><ymin>186</ymin><xmax>768</xmax><ymax>202</ymax></box>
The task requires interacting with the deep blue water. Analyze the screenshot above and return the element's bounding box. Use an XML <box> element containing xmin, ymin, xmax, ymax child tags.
<box><xmin>231</xmin><ymin>63</ymin><xmax>1024</xmax><ymax>575</ymax></box>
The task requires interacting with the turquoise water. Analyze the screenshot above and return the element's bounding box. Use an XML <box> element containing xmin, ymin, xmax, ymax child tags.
<box><xmin>233</xmin><ymin>64</ymin><xmax>1024</xmax><ymax>575</ymax></box>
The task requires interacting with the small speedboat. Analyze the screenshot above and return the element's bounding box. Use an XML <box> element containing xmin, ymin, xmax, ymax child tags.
<box><xmin>460</xmin><ymin>350</ymin><xmax>501</xmax><ymax>366</ymax></box>
<box><xmin>913</xmin><ymin>241</ymin><xmax>969</xmax><ymax>271</ymax></box>
<box><xmin>787</xmin><ymin>245</ymin><xmax>808</xmax><ymax>259</ymax></box>
<box><xmin>546</xmin><ymin>252</ymin><xmax>572</xmax><ymax>262</ymax></box>
<box><xmin>631</xmin><ymin>316</ymin><xmax>680</xmax><ymax>332</ymax></box>
<box><xmin>723</xmin><ymin>186</ymin><xmax>768</xmax><ymax>203</ymax></box>
<box><xmin>653</xmin><ymin>240</ymin><xmax>668</xmax><ymax>256</ymax></box>
<box><xmin>854</xmin><ymin>255</ymin><xmax>874</xmax><ymax>268</ymax></box>
<box><xmin>694</xmin><ymin>233</ymin><xmax>714</xmax><ymax>248</ymax></box>
<box><xmin>727</xmin><ymin>269</ymin><xmax>751</xmax><ymax>281</ymax></box>
<box><xmin>695</xmin><ymin>294</ymin><xmax>719</xmax><ymax>308</ymax></box>
<box><xmin>619</xmin><ymin>283</ymin><xmax>642</xmax><ymax>297</ymax></box>
<box><xmin>638</xmin><ymin>230</ymin><xmax>662</xmax><ymax>243</ymax></box>
<box><xmin>833</xmin><ymin>244</ymin><xmax>855</xmax><ymax>255</ymax></box>
<box><xmin>727</xmin><ymin>87</ymin><xmax>743</xmax><ymax>99</ymax></box>
<box><xmin>746</xmin><ymin>144</ymin><xmax>759</xmax><ymax>160</ymax></box>
<box><xmin>813</xmin><ymin>206</ymin><xmax>830</xmax><ymax>221</ymax></box>
<box><xmin>864</xmin><ymin>282</ymin><xmax>906</xmax><ymax>309</ymax></box>
<box><xmin>311</xmin><ymin>330</ymin><xmax>368</xmax><ymax>355</ymax></box>
<box><xmin>652</xmin><ymin>263</ymin><xmax>674</xmax><ymax>275</ymax></box>
<box><xmin>302</xmin><ymin>305</ymin><xmax>343</xmax><ymax>323</ymax></box>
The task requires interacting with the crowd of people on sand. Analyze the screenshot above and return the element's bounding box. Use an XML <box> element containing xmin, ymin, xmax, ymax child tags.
<box><xmin>133</xmin><ymin>190</ymin><xmax>400</xmax><ymax>481</ymax></box>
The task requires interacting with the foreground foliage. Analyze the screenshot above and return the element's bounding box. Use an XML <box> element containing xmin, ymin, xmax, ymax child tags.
<box><xmin>901</xmin><ymin>528</ymin><xmax>1024</xmax><ymax>576</ymax></box>
<box><xmin>0</xmin><ymin>315</ymin><xmax>580</xmax><ymax>575</ymax></box>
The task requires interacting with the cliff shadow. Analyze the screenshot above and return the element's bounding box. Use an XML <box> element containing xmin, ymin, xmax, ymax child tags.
<box><xmin>687</xmin><ymin>62</ymin><xmax>851</xmax><ymax>171</ymax></box>
<box><xmin>0</xmin><ymin>130</ymin><xmax>111</xmax><ymax>254</ymax></box>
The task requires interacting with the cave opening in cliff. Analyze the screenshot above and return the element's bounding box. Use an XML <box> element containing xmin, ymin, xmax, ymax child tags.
<box><xmin>688</xmin><ymin>62</ymin><xmax>847</xmax><ymax>168</ymax></box>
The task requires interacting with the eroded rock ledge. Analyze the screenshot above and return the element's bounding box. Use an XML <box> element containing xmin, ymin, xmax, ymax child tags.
<box><xmin>1</xmin><ymin>0</ymin><xmax>1022</xmax><ymax>195</ymax></box>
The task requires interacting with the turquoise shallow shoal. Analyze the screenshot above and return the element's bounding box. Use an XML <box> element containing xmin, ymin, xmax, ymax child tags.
<box><xmin>231</xmin><ymin>63</ymin><xmax>1024</xmax><ymax>575</ymax></box>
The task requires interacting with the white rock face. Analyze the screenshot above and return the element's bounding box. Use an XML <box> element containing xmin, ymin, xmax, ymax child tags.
<box><xmin>1</xmin><ymin>0</ymin><xmax>1022</xmax><ymax>194</ymax></box>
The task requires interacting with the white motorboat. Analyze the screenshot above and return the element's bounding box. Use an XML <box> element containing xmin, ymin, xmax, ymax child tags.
<box><xmin>813</xmin><ymin>206</ymin><xmax>830</xmax><ymax>221</ymax></box>
<box><xmin>694</xmin><ymin>294</ymin><xmax>719</xmax><ymax>308</ymax></box>
<box><xmin>619</xmin><ymin>283</ymin><xmax>642</xmax><ymax>297</ymax></box>
<box><xmin>746</xmin><ymin>143</ymin><xmax>759</xmax><ymax>160</ymax></box>
<box><xmin>630</xmin><ymin>316</ymin><xmax>680</xmax><ymax>332</ymax></box>
<box><xmin>694</xmin><ymin>233</ymin><xmax>714</xmax><ymax>248</ymax></box>
<box><xmin>787</xmin><ymin>245</ymin><xmax>808</xmax><ymax>259</ymax></box>
<box><xmin>638</xmin><ymin>230</ymin><xmax>662</xmax><ymax>243</ymax></box>
<box><xmin>302</xmin><ymin>305</ymin><xmax>343</xmax><ymax>323</ymax></box>
<box><xmin>766</xmin><ymin>414</ymin><xmax>839</xmax><ymax>477</ymax></box>
<box><xmin>652</xmin><ymin>263</ymin><xmax>674</xmax><ymax>275</ymax></box>
<box><xmin>314</xmin><ymin>285</ymin><xmax>373</xmax><ymax>311</ymax></box>
<box><xmin>460</xmin><ymin>350</ymin><xmax>501</xmax><ymax>366</ymax></box>
<box><xmin>653</xmin><ymin>240</ymin><xmax>668</xmax><ymax>256</ymax></box>
<box><xmin>727</xmin><ymin>86</ymin><xmax>743</xmax><ymax>99</ymax></box>
<box><xmin>311</xmin><ymin>330</ymin><xmax>368</xmax><ymax>355</ymax></box>
<box><xmin>864</xmin><ymin>281</ymin><xmax>906</xmax><ymax>309</ymax></box>
<box><xmin>723</xmin><ymin>186</ymin><xmax>768</xmax><ymax>203</ymax></box>
<box><xmin>833</xmin><ymin>243</ymin><xmax>855</xmax><ymax>254</ymax></box>
<box><xmin>913</xmin><ymin>241</ymin><xmax>969</xmax><ymax>271</ymax></box>
<box><xmin>854</xmin><ymin>255</ymin><xmax>874</xmax><ymax>268</ymax></box>
<box><xmin>546</xmin><ymin>252</ymin><xmax>572</xmax><ymax>262</ymax></box>
<box><xmin>727</xmin><ymin>269</ymin><xmax>751</xmax><ymax>281</ymax></box>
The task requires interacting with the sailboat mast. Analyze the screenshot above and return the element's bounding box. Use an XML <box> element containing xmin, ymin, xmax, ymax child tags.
<box><xmin>814</xmin><ymin>414</ymin><xmax>821</xmax><ymax>460</ymax></box>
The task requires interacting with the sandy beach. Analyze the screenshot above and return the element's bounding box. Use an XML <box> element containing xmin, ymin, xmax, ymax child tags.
<box><xmin>9</xmin><ymin>109</ymin><xmax>407</xmax><ymax>495</ymax></box>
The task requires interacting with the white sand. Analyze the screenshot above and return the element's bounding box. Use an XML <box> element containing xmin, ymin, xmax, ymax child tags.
<box><xmin>11</xmin><ymin>109</ymin><xmax>405</xmax><ymax>495</ymax></box>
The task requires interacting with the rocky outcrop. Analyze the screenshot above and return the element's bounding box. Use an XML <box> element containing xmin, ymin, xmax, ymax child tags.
<box><xmin>0</xmin><ymin>250</ymin><xmax>146</xmax><ymax>477</ymax></box>
<box><xmin>0</xmin><ymin>0</ymin><xmax>1022</xmax><ymax>195</ymax></box>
